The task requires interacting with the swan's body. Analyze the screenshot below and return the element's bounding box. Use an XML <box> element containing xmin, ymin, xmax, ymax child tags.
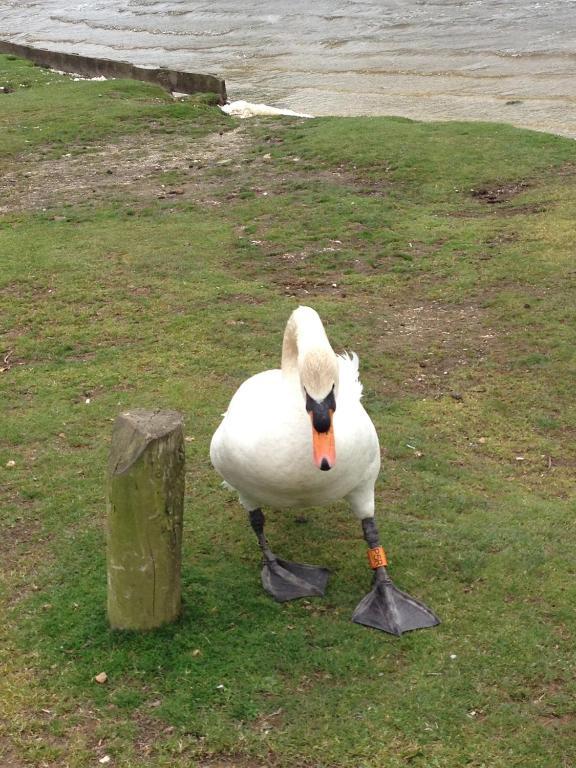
<box><xmin>210</xmin><ymin>352</ymin><xmax>380</xmax><ymax>515</ymax></box>
<box><xmin>209</xmin><ymin>306</ymin><xmax>439</xmax><ymax>635</ymax></box>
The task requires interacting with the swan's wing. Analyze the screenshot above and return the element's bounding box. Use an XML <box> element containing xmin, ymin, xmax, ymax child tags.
<box><xmin>337</xmin><ymin>352</ymin><xmax>363</xmax><ymax>402</ymax></box>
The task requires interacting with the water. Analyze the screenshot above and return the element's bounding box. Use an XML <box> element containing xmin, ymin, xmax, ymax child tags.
<box><xmin>1</xmin><ymin>0</ymin><xmax>575</xmax><ymax>136</ymax></box>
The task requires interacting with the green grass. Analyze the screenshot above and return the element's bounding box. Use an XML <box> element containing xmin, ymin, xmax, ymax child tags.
<box><xmin>1</xmin><ymin>53</ymin><xmax>576</xmax><ymax>767</ymax></box>
<box><xmin>0</xmin><ymin>55</ymin><xmax>227</xmax><ymax>165</ymax></box>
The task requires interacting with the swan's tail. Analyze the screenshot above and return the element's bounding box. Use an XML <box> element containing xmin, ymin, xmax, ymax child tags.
<box><xmin>337</xmin><ymin>352</ymin><xmax>363</xmax><ymax>401</ymax></box>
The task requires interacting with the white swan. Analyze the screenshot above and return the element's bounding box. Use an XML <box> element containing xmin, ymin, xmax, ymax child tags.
<box><xmin>210</xmin><ymin>306</ymin><xmax>439</xmax><ymax>635</ymax></box>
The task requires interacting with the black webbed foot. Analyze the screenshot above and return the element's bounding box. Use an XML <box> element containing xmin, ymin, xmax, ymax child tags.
<box><xmin>262</xmin><ymin>557</ymin><xmax>330</xmax><ymax>602</ymax></box>
<box><xmin>352</xmin><ymin>517</ymin><xmax>440</xmax><ymax>636</ymax></box>
<box><xmin>352</xmin><ymin>568</ymin><xmax>440</xmax><ymax>635</ymax></box>
<box><xmin>249</xmin><ymin>508</ymin><xmax>329</xmax><ymax>602</ymax></box>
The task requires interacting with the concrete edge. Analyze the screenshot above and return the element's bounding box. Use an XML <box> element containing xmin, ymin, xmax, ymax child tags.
<box><xmin>0</xmin><ymin>39</ymin><xmax>227</xmax><ymax>102</ymax></box>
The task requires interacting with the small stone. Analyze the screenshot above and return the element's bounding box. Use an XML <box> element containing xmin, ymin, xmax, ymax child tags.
<box><xmin>5</xmin><ymin>460</ymin><xmax>16</xmax><ymax>468</ymax></box>
<box><xmin>478</xmin><ymin>437</ymin><xmax>487</xmax><ymax>444</ymax></box>
<box><xmin>99</xmin><ymin>757</ymin><xmax>111</xmax><ymax>765</ymax></box>
<box><xmin>450</xmin><ymin>392</ymin><xmax>463</xmax><ymax>401</ymax></box>
<box><xmin>192</xmin><ymin>648</ymin><xmax>201</xmax><ymax>656</ymax></box>
<box><xmin>94</xmin><ymin>672</ymin><xmax>108</xmax><ymax>684</ymax></box>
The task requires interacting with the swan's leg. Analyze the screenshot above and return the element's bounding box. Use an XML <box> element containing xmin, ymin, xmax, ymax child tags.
<box><xmin>249</xmin><ymin>508</ymin><xmax>274</xmax><ymax>560</ymax></box>
<box><xmin>248</xmin><ymin>509</ymin><xmax>329</xmax><ymax>602</ymax></box>
<box><xmin>351</xmin><ymin>516</ymin><xmax>440</xmax><ymax>635</ymax></box>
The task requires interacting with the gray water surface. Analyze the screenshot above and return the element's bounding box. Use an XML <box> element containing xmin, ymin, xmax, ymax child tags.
<box><xmin>1</xmin><ymin>1</ymin><xmax>575</xmax><ymax>136</ymax></box>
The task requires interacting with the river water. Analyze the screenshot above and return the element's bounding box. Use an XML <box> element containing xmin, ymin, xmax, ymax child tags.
<box><xmin>1</xmin><ymin>0</ymin><xmax>575</xmax><ymax>136</ymax></box>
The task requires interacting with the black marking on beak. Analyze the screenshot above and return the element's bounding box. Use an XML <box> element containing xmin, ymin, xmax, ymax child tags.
<box><xmin>305</xmin><ymin>387</ymin><xmax>336</xmax><ymax>433</ymax></box>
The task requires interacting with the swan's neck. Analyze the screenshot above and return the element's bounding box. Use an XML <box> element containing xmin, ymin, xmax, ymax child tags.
<box><xmin>281</xmin><ymin>307</ymin><xmax>338</xmax><ymax>398</ymax></box>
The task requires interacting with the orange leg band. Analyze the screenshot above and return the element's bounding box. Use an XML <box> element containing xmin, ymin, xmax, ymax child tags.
<box><xmin>367</xmin><ymin>546</ymin><xmax>388</xmax><ymax>569</ymax></box>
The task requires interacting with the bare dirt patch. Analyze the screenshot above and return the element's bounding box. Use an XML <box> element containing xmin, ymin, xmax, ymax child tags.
<box><xmin>470</xmin><ymin>181</ymin><xmax>531</xmax><ymax>204</ymax></box>
<box><xmin>249</xmin><ymin>707</ymin><xmax>285</xmax><ymax>736</ymax></box>
<box><xmin>232</xmin><ymin>235</ymin><xmax>446</xmax><ymax>302</ymax></box>
<box><xmin>0</xmin><ymin>126</ymin><xmax>251</xmax><ymax>213</ymax></box>
<box><xmin>273</xmin><ymin>276</ymin><xmax>348</xmax><ymax>298</ymax></box>
<box><xmin>365</xmin><ymin>298</ymin><xmax>498</xmax><ymax>395</ymax></box>
<box><xmin>538</xmin><ymin>713</ymin><xmax>576</xmax><ymax>729</ymax></box>
<box><xmin>445</xmin><ymin>179</ymin><xmax>552</xmax><ymax>218</ymax></box>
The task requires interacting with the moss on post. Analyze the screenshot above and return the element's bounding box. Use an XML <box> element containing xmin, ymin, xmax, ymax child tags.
<box><xmin>106</xmin><ymin>409</ymin><xmax>185</xmax><ymax>630</ymax></box>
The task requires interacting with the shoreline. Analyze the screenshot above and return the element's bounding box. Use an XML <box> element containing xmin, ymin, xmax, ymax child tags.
<box><xmin>279</xmin><ymin>86</ymin><xmax>576</xmax><ymax>141</ymax></box>
<box><xmin>1</xmin><ymin>36</ymin><xmax>575</xmax><ymax>140</ymax></box>
<box><xmin>0</xmin><ymin>38</ymin><xmax>226</xmax><ymax>101</ymax></box>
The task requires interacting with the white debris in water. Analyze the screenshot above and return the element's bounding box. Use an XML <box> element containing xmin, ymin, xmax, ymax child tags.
<box><xmin>220</xmin><ymin>100</ymin><xmax>313</xmax><ymax>119</ymax></box>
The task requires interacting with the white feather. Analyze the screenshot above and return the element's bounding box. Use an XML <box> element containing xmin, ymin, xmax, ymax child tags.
<box><xmin>337</xmin><ymin>351</ymin><xmax>363</xmax><ymax>402</ymax></box>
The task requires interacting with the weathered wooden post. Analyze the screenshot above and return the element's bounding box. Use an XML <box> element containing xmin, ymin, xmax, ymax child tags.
<box><xmin>106</xmin><ymin>409</ymin><xmax>185</xmax><ymax>630</ymax></box>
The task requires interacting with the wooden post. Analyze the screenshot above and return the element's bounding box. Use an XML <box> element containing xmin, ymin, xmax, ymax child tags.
<box><xmin>106</xmin><ymin>409</ymin><xmax>185</xmax><ymax>630</ymax></box>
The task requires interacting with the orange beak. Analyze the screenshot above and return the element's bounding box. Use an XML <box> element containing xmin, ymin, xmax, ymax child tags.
<box><xmin>311</xmin><ymin>411</ymin><xmax>336</xmax><ymax>471</ymax></box>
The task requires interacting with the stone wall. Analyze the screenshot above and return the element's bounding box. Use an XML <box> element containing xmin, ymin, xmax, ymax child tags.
<box><xmin>0</xmin><ymin>39</ymin><xmax>227</xmax><ymax>102</ymax></box>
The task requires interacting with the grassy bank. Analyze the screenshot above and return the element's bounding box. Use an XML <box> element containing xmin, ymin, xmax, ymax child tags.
<box><xmin>1</xmin><ymin>53</ymin><xmax>575</xmax><ymax>768</ymax></box>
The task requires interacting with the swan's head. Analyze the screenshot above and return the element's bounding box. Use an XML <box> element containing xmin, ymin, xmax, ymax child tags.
<box><xmin>300</xmin><ymin>349</ymin><xmax>339</xmax><ymax>472</ymax></box>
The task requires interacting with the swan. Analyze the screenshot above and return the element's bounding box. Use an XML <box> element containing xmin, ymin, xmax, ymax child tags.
<box><xmin>210</xmin><ymin>306</ymin><xmax>439</xmax><ymax>635</ymax></box>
